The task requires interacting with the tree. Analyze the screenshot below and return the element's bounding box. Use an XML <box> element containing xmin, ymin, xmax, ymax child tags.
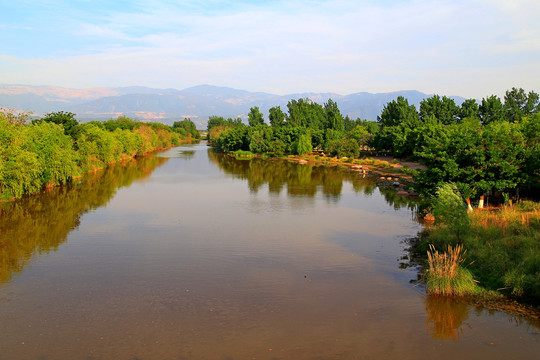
<box><xmin>481</xmin><ymin>121</ymin><xmax>527</xmax><ymax>198</ymax></box>
<box><xmin>248</xmin><ymin>106</ymin><xmax>265</xmax><ymax>127</ymax></box>
<box><xmin>419</xmin><ymin>95</ymin><xmax>460</xmax><ymax>124</ymax></box>
<box><xmin>459</xmin><ymin>99</ymin><xmax>479</xmax><ymax>120</ymax></box>
<box><xmin>287</xmin><ymin>98</ymin><xmax>325</xmax><ymax>129</ymax></box>
<box><xmin>173</xmin><ymin>118</ymin><xmax>200</xmax><ymax>139</ymax></box>
<box><xmin>324</xmin><ymin>99</ymin><xmax>344</xmax><ymax>132</ymax></box>
<box><xmin>374</xmin><ymin>96</ymin><xmax>420</xmax><ymax>157</ymax></box>
<box><xmin>34</xmin><ymin>111</ymin><xmax>79</xmax><ymax>137</ymax></box>
<box><xmin>216</xmin><ymin>126</ymin><xmax>250</xmax><ymax>152</ymax></box>
<box><xmin>413</xmin><ymin>119</ymin><xmax>486</xmax><ymax>210</ymax></box>
<box><xmin>249</xmin><ymin>125</ymin><xmax>273</xmax><ymax>153</ymax></box>
<box><xmin>294</xmin><ymin>133</ymin><xmax>313</xmax><ymax>155</ymax></box>
<box><xmin>207</xmin><ymin>116</ymin><xmax>243</xmax><ymax>131</ymax></box>
<box><xmin>479</xmin><ymin>95</ymin><xmax>504</xmax><ymax>125</ymax></box>
<box><xmin>326</xmin><ymin>138</ymin><xmax>359</xmax><ymax>158</ymax></box>
<box><xmin>520</xmin><ymin>113</ymin><xmax>540</xmax><ymax>184</ymax></box>
<box><xmin>348</xmin><ymin>125</ymin><xmax>369</xmax><ymax>145</ymax></box>
<box><xmin>504</xmin><ymin>87</ymin><xmax>540</xmax><ymax>122</ymax></box>
<box><xmin>344</xmin><ymin>115</ymin><xmax>355</xmax><ymax>132</ymax></box>
<box><xmin>377</xmin><ymin>96</ymin><xmax>418</xmax><ymax>128</ymax></box>
<box><xmin>0</xmin><ymin>108</ymin><xmax>32</xmax><ymax>125</ymax></box>
<box><xmin>103</xmin><ymin>116</ymin><xmax>138</xmax><ymax>131</ymax></box>
<box><xmin>268</xmin><ymin>106</ymin><xmax>286</xmax><ymax>127</ymax></box>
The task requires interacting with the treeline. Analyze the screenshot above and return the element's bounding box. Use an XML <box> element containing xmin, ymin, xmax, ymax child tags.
<box><xmin>208</xmin><ymin>87</ymin><xmax>539</xmax><ymax>206</ymax></box>
<box><xmin>208</xmin><ymin>99</ymin><xmax>376</xmax><ymax>158</ymax></box>
<box><xmin>0</xmin><ymin>110</ymin><xmax>198</xmax><ymax>200</ymax></box>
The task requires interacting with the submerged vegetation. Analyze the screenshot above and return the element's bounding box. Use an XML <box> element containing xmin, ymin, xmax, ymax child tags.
<box><xmin>0</xmin><ymin>109</ymin><xmax>197</xmax><ymax>200</ymax></box>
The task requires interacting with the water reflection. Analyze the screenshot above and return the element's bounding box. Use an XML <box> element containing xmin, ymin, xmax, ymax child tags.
<box><xmin>177</xmin><ymin>149</ymin><xmax>196</xmax><ymax>159</ymax></box>
<box><xmin>424</xmin><ymin>296</ymin><xmax>470</xmax><ymax>341</ymax></box>
<box><xmin>0</xmin><ymin>156</ymin><xmax>168</xmax><ymax>283</ymax></box>
<box><xmin>209</xmin><ymin>152</ymin><xmax>418</xmax><ymax>211</ymax></box>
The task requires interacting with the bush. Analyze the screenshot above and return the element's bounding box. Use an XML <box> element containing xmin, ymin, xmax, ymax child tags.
<box><xmin>431</xmin><ymin>183</ymin><xmax>470</xmax><ymax>242</ymax></box>
<box><xmin>325</xmin><ymin>138</ymin><xmax>360</xmax><ymax>158</ymax></box>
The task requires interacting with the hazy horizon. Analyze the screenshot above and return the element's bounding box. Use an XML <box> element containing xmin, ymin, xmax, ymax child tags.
<box><xmin>2</xmin><ymin>0</ymin><xmax>539</xmax><ymax>99</ymax></box>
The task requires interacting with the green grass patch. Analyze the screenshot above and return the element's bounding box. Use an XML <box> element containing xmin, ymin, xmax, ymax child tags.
<box><xmin>419</xmin><ymin>201</ymin><xmax>540</xmax><ymax>304</ymax></box>
<box><xmin>232</xmin><ymin>150</ymin><xmax>254</xmax><ymax>157</ymax></box>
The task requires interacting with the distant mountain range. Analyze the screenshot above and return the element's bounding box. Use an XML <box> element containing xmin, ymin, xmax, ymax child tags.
<box><xmin>0</xmin><ymin>84</ymin><xmax>466</xmax><ymax>128</ymax></box>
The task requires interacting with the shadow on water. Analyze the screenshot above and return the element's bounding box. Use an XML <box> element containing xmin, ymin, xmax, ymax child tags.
<box><xmin>176</xmin><ymin>149</ymin><xmax>196</xmax><ymax>160</ymax></box>
<box><xmin>0</xmin><ymin>155</ymin><xmax>169</xmax><ymax>283</ymax></box>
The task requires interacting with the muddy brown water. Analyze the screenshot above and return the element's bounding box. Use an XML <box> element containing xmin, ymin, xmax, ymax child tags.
<box><xmin>0</xmin><ymin>143</ymin><xmax>538</xmax><ymax>360</ymax></box>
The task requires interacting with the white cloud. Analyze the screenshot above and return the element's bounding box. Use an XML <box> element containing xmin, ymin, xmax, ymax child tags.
<box><xmin>1</xmin><ymin>0</ymin><xmax>539</xmax><ymax>98</ymax></box>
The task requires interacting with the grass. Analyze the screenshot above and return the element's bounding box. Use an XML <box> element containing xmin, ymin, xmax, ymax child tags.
<box><xmin>232</xmin><ymin>150</ymin><xmax>254</xmax><ymax>157</ymax></box>
<box><xmin>420</xmin><ymin>200</ymin><xmax>540</xmax><ymax>304</ymax></box>
<box><xmin>425</xmin><ymin>244</ymin><xmax>478</xmax><ymax>296</ymax></box>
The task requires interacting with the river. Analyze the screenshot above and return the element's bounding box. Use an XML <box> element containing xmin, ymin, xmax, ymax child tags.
<box><xmin>0</xmin><ymin>142</ymin><xmax>538</xmax><ymax>359</ymax></box>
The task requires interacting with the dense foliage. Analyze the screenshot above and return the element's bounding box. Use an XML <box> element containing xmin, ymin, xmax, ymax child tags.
<box><xmin>208</xmin><ymin>100</ymin><xmax>372</xmax><ymax>158</ymax></box>
<box><xmin>0</xmin><ymin>111</ymin><xmax>187</xmax><ymax>200</ymax></box>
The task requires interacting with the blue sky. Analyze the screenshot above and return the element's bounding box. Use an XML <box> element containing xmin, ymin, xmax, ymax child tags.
<box><xmin>1</xmin><ymin>0</ymin><xmax>539</xmax><ymax>98</ymax></box>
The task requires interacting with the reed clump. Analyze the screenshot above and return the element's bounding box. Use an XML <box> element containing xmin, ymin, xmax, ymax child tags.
<box><xmin>425</xmin><ymin>244</ymin><xmax>478</xmax><ymax>296</ymax></box>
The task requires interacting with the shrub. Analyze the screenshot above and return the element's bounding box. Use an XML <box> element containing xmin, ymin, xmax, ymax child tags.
<box><xmin>431</xmin><ymin>183</ymin><xmax>470</xmax><ymax>242</ymax></box>
<box><xmin>325</xmin><ymin>138</ymin><xmax>360</xmax><ymax>158</ymax></box>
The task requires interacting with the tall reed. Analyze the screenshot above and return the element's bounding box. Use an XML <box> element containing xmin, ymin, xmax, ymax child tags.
<box><xmin>425</xmin><ymin>244</ymin><xmax>477</xmax><ymax>296</ymax></box>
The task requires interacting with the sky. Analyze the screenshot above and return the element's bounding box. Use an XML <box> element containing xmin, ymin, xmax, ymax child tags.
<box><xmin>1</xmin><ymin>0</ymin><xmax>539</xmax><ymax>99</ymax></box>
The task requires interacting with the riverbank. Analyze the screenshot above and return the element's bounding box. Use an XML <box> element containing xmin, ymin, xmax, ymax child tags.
<box><xmin>278</xmin><ymin>153</ymin><xmax>424</xmax><ymax>196</ymax></box>
<box><xmin>415</xmin><ymin>201</ymin><xmax>540</xmax><ymax>307</ymax></box>
<box><xmin>0</xmin><ymin>116</ymin><xmax>197</xmax><ymax>201</ymax></box>
<box><xmin>232</xmin><ymin>150</ymin><xmax>423</xmax><ymax>185</ymax></box>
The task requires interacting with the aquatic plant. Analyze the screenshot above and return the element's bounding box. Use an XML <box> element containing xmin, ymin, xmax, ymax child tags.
<box><xmin>425</xmin><ymin>244</ymin><xmax>477</xmax><ymax>296</ymax></box>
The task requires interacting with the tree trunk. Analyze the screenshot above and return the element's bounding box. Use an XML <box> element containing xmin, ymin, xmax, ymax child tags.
<box><xmin>478</xmin><ymin>195</ymin><xmax>484</xmax><ymax>209</ymax></box>
<box><xmin>465</xmin><ymin>198</ymin><xmax>473</xmax><ymax>212</ymax></box>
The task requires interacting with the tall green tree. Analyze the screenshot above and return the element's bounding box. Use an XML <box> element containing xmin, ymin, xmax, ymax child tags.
<box><xmin>459</xmin><ymin>99</ymin><xmax>479</xmax><ymax>120</ymax></box>
<box><xmin>374</xmin><ymin>96</ymin><xmax>420</xmax><ymax>157</ymax></box>
<box><xmin>268</xmin><ymin>106</ymin><xmax>286</xmax><ymax>127</ymax></box>
<box><xmin>34</xmin><ymin>111</ymin><xmax>79</xmax><ymax>137</ymax></box>
<box><xmin>479</xmin><ymin>95</ymin><xmax>504</xmax><ymax>125</ymax></box>
<box><xmin>324</xmin><ymin>99</ymin><xmax>344</xmax><ymax>132</ymax></box>
<box><xmin>481</xmin><ymin>120</ymin><xmax>527</xmax><ymax>195</ymax></box>
<box><xmin>248</xmin><ymin>106</ymin><xmax>265</xmax><ymax>127</ymax></box>
<box><xmin>414</xmin><ymin>119</ymin><xmax>486</xmax><ymax>209</ymax></box>
<box><xmin>504</xmin><ymin>87</ymin><xmax>540</xmax><ymax>122</ymax></box>
<box><xmin>419</xmin><ymin>95</ymin><xmax>460</xmax><ymax>124</ymax></box>
<box><xmin>287</xmin><ymin>98</ymin><xmax>325</xmax><ymax>129</ymax></box>
<box><xmin>377</xmin><ymin>96</ymin><xmax>418</xmax><ymax>127</ymax></box>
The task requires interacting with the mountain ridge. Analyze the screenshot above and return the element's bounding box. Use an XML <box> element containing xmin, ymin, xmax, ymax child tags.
<box><xmin>0</xmin><ymin>84</ymin><xmax>467</xmax><ymax>127</ymax></box>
